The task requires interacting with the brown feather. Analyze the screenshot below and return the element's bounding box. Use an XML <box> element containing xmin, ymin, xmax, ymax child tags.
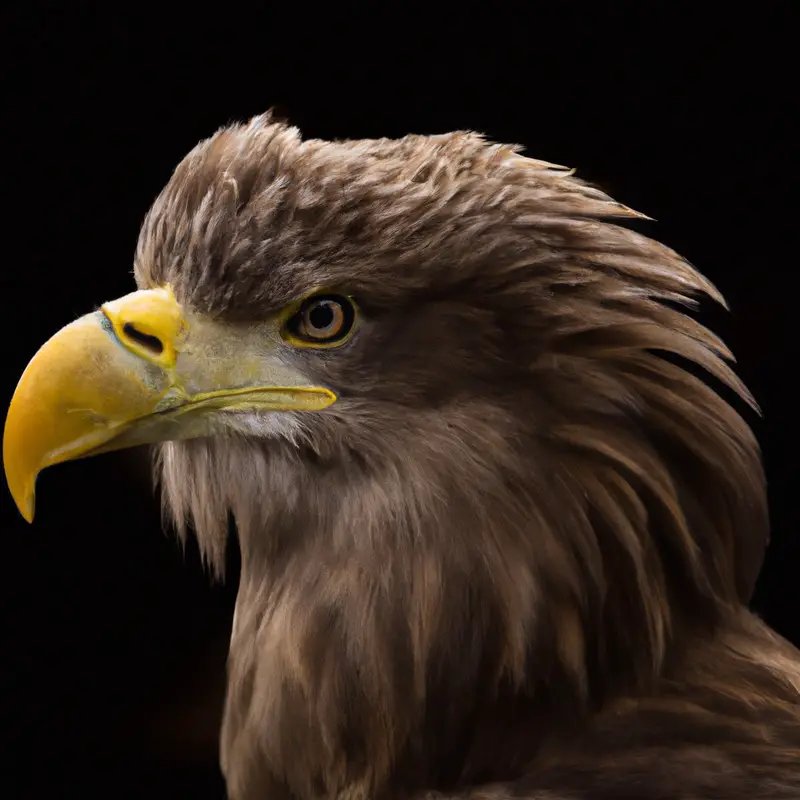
<box><xmin>134</xmin><ymin>112</ymin><xmax>799</xmax><ymax>799</ymax></box>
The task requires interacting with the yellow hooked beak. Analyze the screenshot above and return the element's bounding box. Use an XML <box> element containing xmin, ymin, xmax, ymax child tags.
<box><xmin>3</xmin><ymin>287</ymin><xmax>336</xmax><ymax>522</ymax></box>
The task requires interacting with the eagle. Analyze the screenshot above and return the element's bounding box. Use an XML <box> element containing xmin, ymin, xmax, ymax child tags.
<box><xmin>4</xmin><ymin>113</ymin><xmax>800</xmax><ymax>800</ymax></box>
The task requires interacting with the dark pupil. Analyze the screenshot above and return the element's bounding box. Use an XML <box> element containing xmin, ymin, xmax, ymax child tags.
<box><xmin>308</xmin><ymin>301</ymin><xmax>335</xmax><ymax>331</ymax></box>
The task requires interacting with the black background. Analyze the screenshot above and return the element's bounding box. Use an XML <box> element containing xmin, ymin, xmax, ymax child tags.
<box><xmin>1</xmin><ymin>5</ymin><xmax>795</xmax><ymax>798</ymax></box>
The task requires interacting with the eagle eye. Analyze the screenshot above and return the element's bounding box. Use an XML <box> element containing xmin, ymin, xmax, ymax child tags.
<box><xmin>282</xmin><ymin>294</ymin><xmax>356</xmax><ymax>347</ymax></box>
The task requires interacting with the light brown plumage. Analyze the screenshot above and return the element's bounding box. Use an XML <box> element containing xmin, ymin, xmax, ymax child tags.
<box><xmin>63</xmin><ymin>113</ymin><xmax>800</xmax><ymax>797</ymax></box>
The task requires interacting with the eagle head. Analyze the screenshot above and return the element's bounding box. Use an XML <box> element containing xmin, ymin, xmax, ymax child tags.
<box><xmin>3</xmin><ymin>113</ymin><xmax>768</xmax><ymax>798</ymax></box>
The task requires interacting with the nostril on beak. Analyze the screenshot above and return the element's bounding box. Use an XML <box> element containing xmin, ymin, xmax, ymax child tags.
<box><xmin>99</xmin><ymin>288</ymin><xmax>181</xmax><ymax>368</ymax></box>
<box><xmin>122</xmin><ymin>323</ymin><xmax>164</xmax><ymax>356</ymax></box>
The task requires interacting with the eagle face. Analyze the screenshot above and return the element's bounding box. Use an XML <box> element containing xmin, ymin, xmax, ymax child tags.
<box><xmin>126</xmin><ymin>118</ymin><xmax>603</xmax><ymax>572</ymax></box>
<box><xmin>3</xmin><ymin>113</ymin><xmax>776</xmax><ymax>799</ymax></box>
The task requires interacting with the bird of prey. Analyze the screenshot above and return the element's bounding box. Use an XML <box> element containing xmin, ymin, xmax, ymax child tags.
<box><xmin>5</xmin><ymin>113</ymin><xmax>800</xmax><ymax>800</ymax></box>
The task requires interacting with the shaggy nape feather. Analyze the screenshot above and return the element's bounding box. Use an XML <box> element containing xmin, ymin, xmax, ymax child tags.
<box><xmin>135</xmin><ymin>113</ymin><xmax>798</xmax><ymax>800</ymax></box>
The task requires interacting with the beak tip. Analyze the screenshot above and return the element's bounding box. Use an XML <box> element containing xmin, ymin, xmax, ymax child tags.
<box><xmin>4</xmin><ymin>452</ymin><xmax>36</xmax><ymax>523</ymax></box>
<box><xmin>21</xmin><ymin>498</ymin><xmax>35</xmax><ymax>524</ymax></box>
<box><xmin>6</xmin><ymin>479</ymin><xmax>36</xmax><ymax>523</ymax></box>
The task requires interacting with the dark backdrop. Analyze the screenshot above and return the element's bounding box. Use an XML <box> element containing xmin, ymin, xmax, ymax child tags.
<box><xmin>1</xmin><ymin>5</ymin><xmax>795</xmax><ymax>798</ymax></box>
